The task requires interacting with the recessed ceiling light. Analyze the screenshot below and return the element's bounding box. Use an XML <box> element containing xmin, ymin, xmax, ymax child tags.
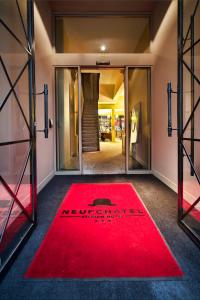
<box><xmin>100</xmin><ymin>45</ymin><xmax>106</xmax><ymax>52</ymax></box>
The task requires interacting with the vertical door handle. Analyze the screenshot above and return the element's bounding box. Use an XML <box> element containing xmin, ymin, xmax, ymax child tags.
<box><xmin>167</xmin><ymin>82</ymin><xmax>177</xmax><ymax>137</ymax></box>
<box><xmin>44</xmin><ymin>84</ymin><xmax>48</xmax><ymax>138</ymax></box>
<box><xmin>167</xmin><ymin>82</ymin><xmax>173</xmax><ymax>137</ymax></box>
<box><xmin>35</xmin><ymin>84</ymin><xmax>49</xmax><ymax>138</ymax></box>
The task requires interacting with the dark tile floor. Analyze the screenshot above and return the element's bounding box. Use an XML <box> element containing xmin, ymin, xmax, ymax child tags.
<box><xmin>0</xmin><ymin>175</ymin><xmax>200</xmax><ymax>300</ymax></box>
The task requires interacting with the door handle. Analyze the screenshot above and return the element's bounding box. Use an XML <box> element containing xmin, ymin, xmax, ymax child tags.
<box><xmin>34</xmin><ymin>84</ymin><xmax>49</xmax><ymax>138</ymax></box>
<box><xmin>167</xmin><ymin>82</ymin><xmax>177</xmax><ymax>137</ymax></box>
<box><xmin>167</xmin><ymin>82</ymin><xmax>172</xmax><ymax>137</ymax></box>
<box><xmin>44</xmin><ymin>84</ymin><xmax>48</xmax><ymax>138</ymax></box>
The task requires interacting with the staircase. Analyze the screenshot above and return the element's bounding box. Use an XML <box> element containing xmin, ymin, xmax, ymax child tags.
<box><xmin>82</xmin><ymin>102</ymin><xmax>99</xmax><ymax>152</ymax></box>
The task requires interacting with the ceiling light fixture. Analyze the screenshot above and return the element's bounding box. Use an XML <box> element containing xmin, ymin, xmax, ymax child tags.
<box><xmin>100</xmin><ymin>44</ymin><xmax>106</xmax><ymax>52</ymax></box>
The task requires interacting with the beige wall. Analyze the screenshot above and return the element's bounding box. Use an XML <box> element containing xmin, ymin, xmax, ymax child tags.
<box><xmin>53</xmin><ymin>53</ymin><xmax>154</xmax><ymax>66</ymax></box>
<box><xmin>151</xmin><ymin>0</ymin><xmax>200</xmax><ymax>203</ymax></box>
<box><xmin>34</xmin><ymin>1</ymin><xmax>54</xmax><ymax>191</ymax></box>
<box><xmin>151</xmin><ymin>0</ymin><xmax>178</xmax><ymax>191</ymax></box>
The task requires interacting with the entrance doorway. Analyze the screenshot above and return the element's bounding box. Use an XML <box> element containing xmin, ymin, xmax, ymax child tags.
<box><xmin>55</xmin><ymin>66</ymin><xmax>151</xmax><ymax>174</ymax></box>
<box><xmin>81</xmin><ymin>68</ymin><xmax>125</xmax><ymax>174</ymax></box>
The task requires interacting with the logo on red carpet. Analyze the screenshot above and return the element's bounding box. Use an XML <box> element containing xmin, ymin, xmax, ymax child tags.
<box><xmin>88</xmin><ymin>198</ymin><xmax>116</xmax><ymax>207</ymax></box>
<box><xmin>60</xmin><ymin>198</ymin><xmax>145</xmax><ymax>224</ymax></box>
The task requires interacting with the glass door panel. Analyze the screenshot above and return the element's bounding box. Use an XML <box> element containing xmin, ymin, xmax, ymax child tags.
<box><xmin>0</xmin><ymin>0</ymin><xmax>36</xmax><ymax>274</ymax></box>
<box><xmin>179</xmin><ymin>0</ymin><xmax>200</xmax><ymax>243</ymax></box>
<box><xmin>56</xmin><ymin>68</ymin><xmax>80</xmax><ymax>171</ymax></box>
<box><xmin>127</xmin><ymin>67</ymin><xmax>151</xmax><ymax>171</ymax></box>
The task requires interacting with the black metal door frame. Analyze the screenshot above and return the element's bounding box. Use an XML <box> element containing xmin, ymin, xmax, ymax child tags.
<box><xmin>177</xmin><ymin>0</ymin><xmax>200</xmax><ymax>247</ymax></box>
<box><xmin>0</xmin><ymin>0</ymin><xmax>37</xmax><ymax>276</ymax></box>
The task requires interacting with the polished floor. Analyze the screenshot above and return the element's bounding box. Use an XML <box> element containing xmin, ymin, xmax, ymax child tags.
<box><xmin>83</xmin><ymin>140</ymin><xmax>125</xmax><ymax>174</ymax></box>
<box><xmin>82</xmin><ymin>140</ymin><xmax>143</xmax><ymax>174</ymax></box>
<box><xmin>1</xmin><ymin>175</ymin><xmax>200</xmax><ymax>300</ymax></box>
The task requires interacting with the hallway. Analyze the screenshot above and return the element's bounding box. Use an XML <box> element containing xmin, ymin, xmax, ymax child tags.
<box><xmin>83</xmin><ymin>140</ymin><xmax>144</xmax><ymax>174</ymax></box>
<box><xmin>83</xmin><ymin>141</ymin><xmax>125</xmax><ymax>174</ymax></box>
<box><xmin>1</xmin><ymin>175</ymin><xmax>200</xmax><ymax>300</ymax></box>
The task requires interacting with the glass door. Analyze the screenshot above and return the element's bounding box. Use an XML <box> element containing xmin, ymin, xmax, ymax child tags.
<box><xmin>0</xmin><ymin>0</ymin><xmax>36</xmax><ymax>274</ymax></box>
<box><xmin>126</xmin><ymin>67</ymin><xmax>151</xmax><ymax>173</ymax></box>
<box><xmin>56</xmin><ymin>66</ymin><xmax>151</xmax><ymax>175</ymax></box>
<box><xmin>80</xmin><ymin>67</ymin><xmax>125</xmax><ymax>175</ymax></box>
<box><xmin>56</xmin><ymin>67</ymin><xmax>82</xmax><ymax>173</ymax></box>
<box><xmin>177</xmin><ymin>0</ymin><xmax>200</xmax><ymax>246</ymax></box>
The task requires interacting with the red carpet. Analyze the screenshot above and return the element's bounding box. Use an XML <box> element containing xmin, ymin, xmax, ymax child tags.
<box><xmin>25</xmin><ymin>183</ymin><xmax>183</xmax><ymax>278</ymax></box>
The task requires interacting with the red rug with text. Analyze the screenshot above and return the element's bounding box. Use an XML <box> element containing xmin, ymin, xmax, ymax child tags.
<box><xmin>25</xmin><ymin>183</ymin><xmax>183</xmax><ymax>278</ymax></box>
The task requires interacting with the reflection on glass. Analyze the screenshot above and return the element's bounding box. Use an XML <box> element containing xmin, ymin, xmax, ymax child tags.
<box><xmin>0</xmin><ymin>152</ymin><xmax>32</xmax><ymax>264</ymax></box>
<box><xmin>0</xmin><ymin>68</ymin><xmax>29</xmax><ymax>144</ymax></box>
<box><xmin>0</xmin><ymin>0</ymin><xmax>28</xmax><ymax>85</ymax></box>
<box><xmin>0</xmin><ymin>0</ymin><xmax>28</xmax><ymax>48</ymax></box>
<box><xmin>128</xmin><ymin>68</ymin><xmax>150</xmax><ymax>170</ymax></box>
<box><xmin>56</xmin><ymin>68</ymin><xmax>79</xmax><ymax>170</ymax></box>
<box><xmin>183</xmin><ymin>149</ymin><xmax>200</xmax><ymax>237</ymax></box>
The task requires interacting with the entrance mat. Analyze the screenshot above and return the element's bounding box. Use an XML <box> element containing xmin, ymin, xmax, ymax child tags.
<box><xmin>25</xmin><ymin>183</ymin><xmax>183</xmax><ymax>278</ymax></box>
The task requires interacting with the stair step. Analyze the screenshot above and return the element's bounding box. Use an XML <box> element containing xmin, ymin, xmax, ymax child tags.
<box><xmin>82</xmin><ymin>145</ymin><xmax>98</xmax><ymax>149</ymax></box>
<box><xmin>82</xmin><ymin>138</ymin><xmax>98</xmax><ymax>142</ymax></box>
<box><xmin>82</xmin><ymin>134</ymin><xmax>98</xmax><ymax>137</ymax></box>
<box><xmin>82</xmin><ymin>119</ymin><xmax>98</xmax><ymax>123</ymax></box>
<box><xmin>82</xmin><ymin>123</ymin><xmax>98</xmax><ymax>127</ymax></box>
<box><xmin>83</xmin><ymin>110</ymin><xmax>97</xmax><ymax>112</ymax></box>
<box><xmin>82</xmin><ymin>115</ymin><xmax>98</xmax><ymax>119</ymax></box>
<box><xmin>82</xmin><ymin>133</ymin><xmax>99</xmax><ymax>137</ymax></box>
<box><xmin>82</xmin><ymin>117</ymin><xmax>98</xmax><ymax>123</ymax></box>
<box><xmin>82</xmin><ymin>126</ymin><xmax>98</xmax><ymax>129</ymax></box>
<box><xmin>83</xmin><ymin>108</ymin><xmax>97</xmax><ymax>111</ymax></box>
<box><xmin>83</xmin><ymin>109</ymin><xmax>97</xmax><ymax>113</ymax></box>
<box><xmin>82</xmin><ymin>101</ymin><xmax>99</xmax><ymax>152</ymax></box>
<box><xmin>82</xmin><ymin>122</ymin><xmax>97</xmax><ymax>125</ymax></box>
<box><xmin>82</xmin><ymin>139</ymin><xmax>99</xmax><ymax>143</ymax></box>
<box><xmin>82</xmin><ymin>146</ymin><xmax>99</xmax><ymax>152</ymax></box>
<box><xmin>83</xmin><ymin>103</ymin><xmax>97</xmax><ymax>106</ymax></box>
<box><xmin>82</xmin><ymin>130</ymin><xmax>98</xmax><ymax>134</ymax></box>
<box><xmin>82</xmin><ymin>132</ymin><xmax>98</xmax><ymax>136</ymax></box>
<box><xmin>82</xmin><ymin>124</ymin><xmax>98</xmax><ymax>132</ymax></box>
<box><xmin>83</xmin><ymin>115</ymin><xmax>97</xmax><ymax>118</ymax></box>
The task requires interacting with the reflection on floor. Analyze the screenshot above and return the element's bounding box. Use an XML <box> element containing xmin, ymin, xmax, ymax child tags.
<box><xmin>128</xmin><ymin>157</ymin><xmax>145</xmax><ymax>170</ymax></box>
<box><xmin>59</xmin><ymin>156</ymin><xmax>79</xmax><ymax>171</ymax></box>
<box><xmin>83</xmin><ymin>140</ymin><xmax>125</xmax><ymax>174</ymax></box>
